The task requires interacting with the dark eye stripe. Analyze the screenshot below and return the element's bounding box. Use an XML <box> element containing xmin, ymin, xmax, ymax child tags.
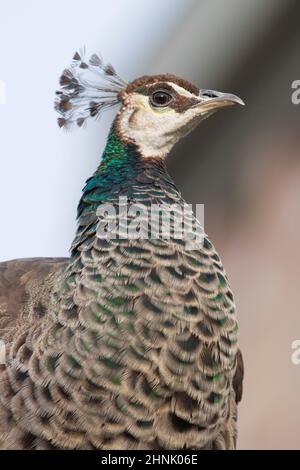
<box><xmin>126</xmin><ymin>75</ymin><xmax>199</xmax><ymax>96</ymax></box>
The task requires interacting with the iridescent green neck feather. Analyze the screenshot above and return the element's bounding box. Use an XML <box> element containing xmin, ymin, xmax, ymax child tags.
<box><xmin>77</xmin><ymin>124</ymin><xmax>177</xmax><ymax>215</ymax></box>
<box><xmin>72</xmin><ymin>123</ymin><xmax>179</xmax><ymax>257</ymax></box>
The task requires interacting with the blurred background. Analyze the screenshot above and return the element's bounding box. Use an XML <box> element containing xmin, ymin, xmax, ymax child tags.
<box><xmin>0</xmin><ymin>0</ymin><xmax>299</xmax><ymax>449</ymax></box>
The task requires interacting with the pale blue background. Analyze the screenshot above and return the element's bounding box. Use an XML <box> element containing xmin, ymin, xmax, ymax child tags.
<box><xmin>0</xmin><ymin>0</ymin><xmax>193</xmax><ymax>261</ymax></box>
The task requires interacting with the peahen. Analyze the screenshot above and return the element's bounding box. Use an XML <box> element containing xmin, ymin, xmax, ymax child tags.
<box><xmin>0</xmin><ymin>51</ymin><xmax>244</xmax><ymax>449</ymax></box>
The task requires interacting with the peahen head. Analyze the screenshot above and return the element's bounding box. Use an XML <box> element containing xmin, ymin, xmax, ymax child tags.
<box><xmin>55</xmin><ymin>50</ymin><xmax>244</xmax><ymax>159</ymax></box>
<box><xmin>116</xmin><ymin>75</ymin><xmax>244</xmax><ymax>158</ymax></box>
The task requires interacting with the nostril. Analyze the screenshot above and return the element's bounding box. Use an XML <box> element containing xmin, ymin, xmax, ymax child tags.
<box><xmin>201</xmin><ymin>91</ymin><xmax>218</xmax><ymax>99</ymax></box>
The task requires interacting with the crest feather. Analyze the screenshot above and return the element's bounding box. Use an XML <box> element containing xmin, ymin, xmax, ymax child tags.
<box><xmin>55</xmin><ymin>48</ymin><xmax>127</xmax><ymax>129</ymax></box>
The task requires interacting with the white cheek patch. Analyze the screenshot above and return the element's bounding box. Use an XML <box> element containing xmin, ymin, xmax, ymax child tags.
<box><xmin>119</xmin><ymin>105</ymin><xmax>180</xmax><ymax>158</ymax></box>
<box><xmin>119</xmin><ymin>86</ymin><xmax>201</xmax><ymax>158</ymax></box>
<box><xmin>134</xmin><ymin>94</ymin><xmax>149</xmax><ymax>111</ymax></box>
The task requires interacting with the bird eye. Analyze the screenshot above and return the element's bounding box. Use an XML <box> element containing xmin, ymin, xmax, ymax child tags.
<box><xmin>150</xmin><ymin>90</ymin><xmax>172</xmax><ymax>108</ymax></box>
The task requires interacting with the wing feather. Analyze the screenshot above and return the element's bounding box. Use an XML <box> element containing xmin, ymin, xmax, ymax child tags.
<box><xmin>0</xmin><ymin>258</ymin><xmax>68</xmax><ymax>342</ymax></box>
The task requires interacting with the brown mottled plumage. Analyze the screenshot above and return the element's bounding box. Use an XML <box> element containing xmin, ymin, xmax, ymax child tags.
<box><xmin>0</xmin><ymin>52</ymin><xmax>244</xmax><ymax>449</ymax></box>
<box><xmin>0</xmin><ymin>240</ymin><xmax>242</xmax><ymax>449</ymax></box>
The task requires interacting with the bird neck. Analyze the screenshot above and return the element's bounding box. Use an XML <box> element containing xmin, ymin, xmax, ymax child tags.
<box><xmin>96</xmin><ymin>121</ymin><xmax>172</xmax><ymax>182</ymax></box>
<box><xmin>77</xmin><ymin>122</ymin><xmax>178</xmax><ymax>217</ymax></box>
<box><xmin>97</xmin><ymin>123</ymin><xmax>142</xmax><ymax>175</ymax></box>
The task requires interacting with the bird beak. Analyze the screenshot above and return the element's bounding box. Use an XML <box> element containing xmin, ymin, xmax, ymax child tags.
<box><xmin>195</xmin><ymin>89</ymin><xmax>245</xmax><ymax>112</ymax></box>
